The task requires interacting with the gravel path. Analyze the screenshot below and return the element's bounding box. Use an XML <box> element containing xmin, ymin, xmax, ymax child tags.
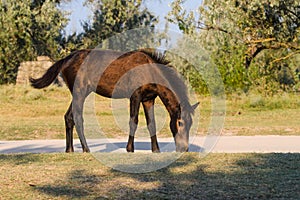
<box><xmin>1</xmin><ymin>136</ymin><xmax>299</xmax><ymax>154</ymax></box>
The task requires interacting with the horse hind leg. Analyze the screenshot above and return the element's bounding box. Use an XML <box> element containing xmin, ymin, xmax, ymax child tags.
<box><xmin>65</xmin><ymin>103</ymin><xmax>75</xmax><ymax>153</ymax></box>
<box><xmin>72</xmin><ymin>95</ymin><xmax>90</xmax><ymax>153</ymax></box>
<box><xmin>142</xmin><ymin>99</ymin><xmax>160</xmax><ymax>153</ymax></box>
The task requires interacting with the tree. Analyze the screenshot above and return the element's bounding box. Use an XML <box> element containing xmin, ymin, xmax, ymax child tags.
<box><xmin>79</xmin><ymin>0</ymin><xmax>157</xmax><ymax>50</ymax></box>
<box><xmin>169</xmin><ymin>0</ymin><xmax>299</xmax><ymax>67</ymax></box>
<box><xmin>0</xmin><ymin>0</ymin><xmax>68</xmax><ymax>84</ymax></box>
<box><xmin>168</xmin><ymin>0</ymin><xmax>300</xmax><ymax>93</ymax></box>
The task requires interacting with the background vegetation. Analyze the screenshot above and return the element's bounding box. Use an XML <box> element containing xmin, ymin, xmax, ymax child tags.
<box><xmin>1</xmin><ymin>2</ymin><xmax>299</xmax><ymax>198</ymax></box>
<box><xmin>0</xmin><ymin>0</ymin><xmax>299</xmax><ymax>140</ymax></box>
<box><xmin>0</xmin><ymin>0</ymin><xmax>299</xmax><ymax>139</ymax></box>
<box><xmin>168</xmin><ymin>0</ymin><xmax>300</xmax><ymax>94</ymax></box>
<box><xmin>0</xmin><ymin>0</ymin><xmax>67</xmax><ymax>84</ymax></box>
<box><xmin>0</xmin><ymin>0</ymin><xmax>156</xmax><ymax>84</ymax></box>
<box><xmin>0</xmin><ymin>0</ymin><xmax>299</xmax><ymax>94</ymax></box>
<box><xmin>0</xmin><ymin>85</ymin><xmax>299</xmax><ymax>140</ymax></box>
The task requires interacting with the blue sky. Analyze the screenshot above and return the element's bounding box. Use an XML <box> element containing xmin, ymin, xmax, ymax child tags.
<box><xmin>60</xmin><ymin>0</ymin><xmax>202</xmax><ymax>36</ymax></box>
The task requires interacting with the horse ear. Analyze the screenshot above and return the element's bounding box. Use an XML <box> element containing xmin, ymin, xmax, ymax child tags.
<box><xmin>192</xmin><ymin>102</ymin><xmax>200</xmax><ymax>110</ymax></box>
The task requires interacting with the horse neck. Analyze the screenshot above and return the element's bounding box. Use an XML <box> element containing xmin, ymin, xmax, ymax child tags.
<box><xmin>157</xmin><ymin>86</ymin><xmax>181</xmax><ymax>119</ymax></box>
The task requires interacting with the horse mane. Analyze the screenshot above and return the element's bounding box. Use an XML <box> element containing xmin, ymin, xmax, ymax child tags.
<box><xmin>138</xmin><ymin>48</ymin><xmax>194</xmax><ymax>114</ymax></box>
<box><xmin>138</xmin><ymin>48</ymin><xmax>171</xmax><ymax>66</ymax></box>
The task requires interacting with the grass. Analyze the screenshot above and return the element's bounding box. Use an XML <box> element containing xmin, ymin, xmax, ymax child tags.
<box><xmin>0</xmin><ymin>153</ymin><xmax>299</xmax><ymax>199</ymax></box>
<box><xmin>0</xmin><ymin>84</ymin><xmax>300</xmax><ymax>140</ymax></box>
<box><xmin>0</xmin><ymin>85</ymin><xmax>69</xmax><ymax>140</ymax></box>
<box><xmin>1</xmin><ymin>85</ymin><xmax>299</xmax><ymax>198</ymax></box>
<box><xmin>223</xmin><ymin>93</ymin><xmax>300</xmax><ymax>135</ymax></box>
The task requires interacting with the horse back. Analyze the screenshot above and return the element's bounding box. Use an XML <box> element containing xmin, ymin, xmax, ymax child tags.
<box><xmin>61</xmin><ymin>49</ymin><xmax>164</xmax><ymax>99</ymax></box>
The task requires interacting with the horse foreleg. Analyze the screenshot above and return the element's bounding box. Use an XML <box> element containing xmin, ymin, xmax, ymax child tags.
<box><xmin>72</xmin><ymin>97</ymin><xmax>90</xmax><ymax>153</ymax></box>
<box><xmin>126</xmin><ymin>135</ymin><xmax>134</xmax><ymax>153</ymax></box>
<box><xmin>142</xmin><ymin>99</ymin><xmax>160</xmax><ymax>153</ymax></box>
<box><xmin>126</xmin><ymin>95</ymin><xmax>141</xmax><ymax>153</ymax></box>
<box><xmin>65</xmin><ymin>103</ymin><xmax>74</xmax><ymax>152</ymax></box>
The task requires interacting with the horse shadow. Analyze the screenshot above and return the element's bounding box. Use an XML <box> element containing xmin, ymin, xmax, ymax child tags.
<box><xmin>75</xmin><ymin>141</ymin><xmax>205</xmax><ymax>153</ymax></box>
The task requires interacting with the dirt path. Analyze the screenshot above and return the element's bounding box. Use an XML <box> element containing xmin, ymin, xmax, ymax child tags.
<box><xmin>1</xmin><ymin>136</ymin><xmax>299</xmax><ymax>153</ymax></box>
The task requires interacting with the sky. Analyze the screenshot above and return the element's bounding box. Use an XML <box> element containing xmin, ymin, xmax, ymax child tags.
<box><xmin>60</xmin><ymin>0</ymin><xmax>202</xmax><ymax>36</ymax></box>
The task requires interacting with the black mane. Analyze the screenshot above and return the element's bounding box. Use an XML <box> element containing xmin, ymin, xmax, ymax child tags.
<box><xmin>139</xmin><ymin>48</ymin><xmax>170</xmax><ymax>66</ymax></box>
<box><xmin>139</xmin><ymin>48</ymin><xmax>194</xmax><ymax>114</ymax></box>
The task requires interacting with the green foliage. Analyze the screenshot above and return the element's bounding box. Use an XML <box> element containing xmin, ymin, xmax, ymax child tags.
<box><xmin>167</xmin><ymin>0</ymin><xmax>300</xmax><ymax>94</ymax></box>
<box><xmin>60</xmin><ymin>0</ymin><xmax>158</xmax><ymax>54</ymax></box>
<box><xmin>79</xmin><ymin>0</ymin><xmax>157</xmax><ymax>50</ymax></box>
<box><xmin>0</xmin><ymin>0</ymin><xmax>68</xmax><ymax>84</ymax></box>
<box><xmin>0</xmin><ymin>0</ymin><xmax>158</xmax><ymax>84</ymax></box>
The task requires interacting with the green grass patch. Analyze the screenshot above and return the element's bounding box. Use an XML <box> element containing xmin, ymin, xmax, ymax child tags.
<box><xmin>0</xmin><ymin>85</ymin><xmax>300</xmax><ymax>140</ymax></box>
<box><xmin>223</xmin><ymin>93</ymin><xmax>300</xmax><ymax>135</ymax></box>
<box><xmin>0</xmin><ymin>153</ymin><xmax>299</xmax><ymax>199</ymax></box>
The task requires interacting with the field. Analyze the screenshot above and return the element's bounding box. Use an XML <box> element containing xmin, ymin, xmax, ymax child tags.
<box><xmin>0</xmin><ymin>85</ymin><xmax>300</xmax><ymax>199</ymax></box>
<box><xmin>0</xmin><ymin>85</ymin><xmax>300</xmax><ymax>140</ymax></box>
<box><xmin>0</xmin><ymin>153</ymin><xmax>299</xmax><ymax>199</ymax></box>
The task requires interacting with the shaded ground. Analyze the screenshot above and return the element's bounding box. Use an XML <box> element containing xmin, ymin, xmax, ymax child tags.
<box><xmin>0</xmin><ymin>153</ymin><xmax>299</xmax><ymax>199</ymax></box>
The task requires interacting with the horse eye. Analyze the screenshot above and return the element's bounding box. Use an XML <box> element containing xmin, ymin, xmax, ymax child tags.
<box><xmin>178</xmin><ymin>120</ymin><xmax>184</xmax><ymax>127</ymax></box>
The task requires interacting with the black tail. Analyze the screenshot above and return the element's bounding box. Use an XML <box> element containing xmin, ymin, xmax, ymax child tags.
<box><xmin>29</xmin><ymin>56</ymin><xmax>68</xmax><ymax>89</ymax></box>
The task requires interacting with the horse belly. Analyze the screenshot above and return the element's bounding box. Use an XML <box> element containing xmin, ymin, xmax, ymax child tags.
<box><xmin>95</xmin><ymin>75</ymin><xmax>129</xmax><ymax>99</ymax></box>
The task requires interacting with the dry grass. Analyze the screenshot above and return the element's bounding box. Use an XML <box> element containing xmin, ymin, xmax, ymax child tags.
<box><xmin>0</xmin><ymin>85</ymin><xmax>300</xmax><ymax>140</ymax></box>
<box><xmin>0</xmin><ymin>153</ymin><xmax>299</xmax><ymax>199</ymax></box>
<box><xmin>1</xmin><ymin>85</ymin><xmax>299</xmax><ymax>199</ymax></box>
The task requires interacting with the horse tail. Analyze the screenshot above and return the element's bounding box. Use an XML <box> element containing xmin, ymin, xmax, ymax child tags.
<box><xmin>29</xmin><ymin>53</ymin><xmax>73</xmax><ymax>89</ymax></box>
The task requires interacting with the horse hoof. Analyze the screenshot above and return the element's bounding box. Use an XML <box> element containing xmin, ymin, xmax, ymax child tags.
<box><xmin>65</xmin><ymin>148</ymin><xmax>74</xmax><ymax>153</ymax></box>
<box><xmin>83</xmin><ymin>148</ymin><xmax>90</xmax><ymax>153</ymax></box>
<box><xmin>126</xmin><ymin>147</ymin><xmax>134</xmax><ymax>153</ymax></box>
<box><xmin>152</xmin><ymin>149</ymin><xmax>160</xmax><ymax>153</ymax></box>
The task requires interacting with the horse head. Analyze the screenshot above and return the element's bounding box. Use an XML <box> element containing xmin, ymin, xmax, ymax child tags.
<box><xmin>170</xmin><ymin>102</ymin><xmax>199</xmax><ymax>152</ymax></box>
